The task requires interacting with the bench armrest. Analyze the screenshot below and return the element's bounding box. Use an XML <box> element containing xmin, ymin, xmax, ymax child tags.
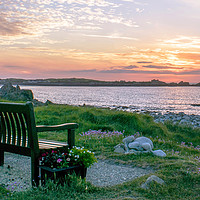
<box><xmin>36</xmin><ymin>123</ymin><xmax>78</xmax><ymax>132</ymax></box>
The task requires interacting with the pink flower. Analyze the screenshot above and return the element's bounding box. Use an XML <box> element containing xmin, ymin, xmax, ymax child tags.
<box><xmin>42</xmin><ymin>153</ymin><xmax>46</xmax><ymax>157</ymax></box>
<box><xmin>57</xmin><ymin>158</ymin><xmax>62</xmax><ymax>163</ymax></box>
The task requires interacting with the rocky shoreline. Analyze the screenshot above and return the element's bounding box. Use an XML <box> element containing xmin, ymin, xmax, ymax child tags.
<box><xmin>148</xmin><ymin>111</ymin><xmax>200</xmax><ymax>128</ymax></box>
<box><xmin>112</xmin><ymin>106</ymin><xmax>200</xmax><ymax>128</ymax></box>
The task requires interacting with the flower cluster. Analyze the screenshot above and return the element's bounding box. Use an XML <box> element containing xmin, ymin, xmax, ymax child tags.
<box><xmin>39</xmin><ymin>147</ymin><xmax>97</xmax><ymax>169</ymax></box>
<box><xmin>79</xmin><ymin>129</ymin><xmax>124</xmax><ymax>139</ymax></box>
<box><xmin>180</xmin><ymin>142</ymin><xmax>200</xmax><ymax>151</ymax></box>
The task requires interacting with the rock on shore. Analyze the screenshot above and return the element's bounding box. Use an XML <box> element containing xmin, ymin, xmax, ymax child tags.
<box><xmin>0</xmin><ymin>83</ymin><xmax>33</xmax><ymax>101</ymax></box>
<box><xmin>0</xmin><ymin>83</ymin><xmax>55</xmax><ymax>107</ymax></box>
<box><xmin>149</xmin><ymin>111</ymin><xmax>200</xmax><ymax>128</ymax></box>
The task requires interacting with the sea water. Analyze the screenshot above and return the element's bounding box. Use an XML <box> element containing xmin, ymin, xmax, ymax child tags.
<box><xmin>21</xmin><ymin>86</ymin><xmax>200</xmax><ymax>115</ymax></box>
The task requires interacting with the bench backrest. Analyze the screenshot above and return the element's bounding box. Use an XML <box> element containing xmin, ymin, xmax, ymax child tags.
<box><xmin>0</xmin><ymin>102</ymin><xmax>39</xmax><ymax>155</ymax></box>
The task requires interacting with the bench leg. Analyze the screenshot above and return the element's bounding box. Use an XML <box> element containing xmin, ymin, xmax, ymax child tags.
<box><xmin>31</xmin><ymin>155</ymin><xmax>39</xmax><ymax>187</ymax></box>
<box><xmin>0</xmin><ymin>150</ymin><xmax>4</xmax><ymax>166</ymax></box>
<box><xmin>68</xmin><ymin>129</ymin><xmax>75</xmax><ymax>148</ymax></box>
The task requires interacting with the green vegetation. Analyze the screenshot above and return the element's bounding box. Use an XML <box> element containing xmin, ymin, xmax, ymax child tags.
<box><xmin>1</xmin><ymin>78</ymin><xmax>200</xmax><ymax>86</ymax></box>
<box><xmin>1</xmin><ymin>104</ymin><xmax>200</xmax><ymax>200</ymax></box>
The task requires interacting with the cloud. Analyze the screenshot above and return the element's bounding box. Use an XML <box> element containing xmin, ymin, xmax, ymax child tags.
<box><xmin>136</xmin><ymin>8</ymin><xmax>144</xmax><ymax>13</ymax></box>
<box><xmin>178</xmin><ymin>69</ymin><xmax>200</xmax><ymax>75</ymax></box>
<box><xmin>0</xmin><ymin>16</ymin><xmax>27</xmax><ymax>36</ymax></box>
<box><xmin>98</xmin><ymin>68</ymin><xmax>199</xmax><ymax>75</ymax></box>
<box><xmin>180</xmin><ymin>0</ymin><xmax>200</xmax><ymax>7</ymax></box>
<box><xmin>3</xmin><ymin>65</ymin><xmax>26</xmax><ymax>69</ymax></box>
<box><xmin>82</xmin><ymin>34</ymin><xmax>138</xmax><ymax>40</ymax></box>
<box><xmin>123</xmin><ymin>65</ymin><xmax>138</xmax><ymax>69</ymax></box>
<box><xmin>137</xmin><ymin>61</ymin><xmax>152</xmax><ymax>64</ymax></box>
<box><xmin>74</xmin><ymin>6</ymin><xmax>139</xmax><ymax>28</ymax></box>
<box><xmin>142</xmin><ymin>65</ymin><xmax>186</xmax><ymax>70</ymax></box>
<box><xmin>0</xmin><ymin>0</ymin><xmax>139</xmax><ymax>41</ymax></box>
<box><xmin>161</xmin><ymin>36</ymin><xmax>200</xmax><ymax>49</ymax></box>
<box><xmin>177</xmin><ymin>53</ymin><xmax>200</xmax><ymax>61</ymax></box>
<box><xmin>63</xmin><ymin>69</ymin><xmax>97</xmax><ymax>73</ymax></box>
<box><xmin>57</xmin><ymin>0</ymin><xmax>117</xmax><ymax>7</ymax></box>
<box><xmin>142</xmin><ymin>65</ymin><xmax>171</xmax><ymax>69</ymax></box>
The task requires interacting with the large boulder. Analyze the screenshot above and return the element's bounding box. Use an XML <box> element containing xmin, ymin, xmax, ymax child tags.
<box><xmin>115</xmin><ymin>136</ymin><xmax>166</xmax><ymax>157</ymax></box>
<box><xmin>0</xmin><ymin>83</ymin><xmax>33</xmax><ymax>101</ymax></box>
<box><xmin>131</xmin><ymin>137</ymin><xmax>154</xmax><ymax>149</ymax></box>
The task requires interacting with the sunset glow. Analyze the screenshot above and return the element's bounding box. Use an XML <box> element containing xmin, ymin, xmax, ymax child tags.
<box><xmin>0</xmin><ymin>0</ymin><xmax>200</xmax><ymax>83</ymax></box>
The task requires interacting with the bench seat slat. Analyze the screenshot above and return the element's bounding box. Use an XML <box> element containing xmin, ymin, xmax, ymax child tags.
<box><xmin>1</xmin><ymin>137</ymin><xmax>68</xmax><ymax>149</ymax></box>
<box><xmin>39</xmin><ymin>144</ymin><xmax>67</xmax><ymax>149</ymax></box>
<box><xmin>39</xmin><ymin>139</ymin><xmax>68</xmax><ymax>149</ymax></box>
<box><xmin>39</xmin><ymin>139</ymin><xmax>68</xmax><ymax>146</ymax></box>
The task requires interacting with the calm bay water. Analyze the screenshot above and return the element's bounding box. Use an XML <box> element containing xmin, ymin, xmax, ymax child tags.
<box><xmin>21</xmin><ymin>86</ymin><xmax>200</xmax><ymax>115</ymax></box>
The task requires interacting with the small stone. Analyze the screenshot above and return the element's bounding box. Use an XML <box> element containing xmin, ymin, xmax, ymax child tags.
<box><xmin>134</xmin><ymin>137</ymin><xmax>154</xmax><ymax>149</ymax></box>
<box><xmin>141</xmin><ymin>175</ymin><xmax>165</xmax><ymax>189</ymax></box>
<box><xmin>128</xmin><ymin>142</ymin><xmax>139</xmax><ymax>149</ymax></box>
<box><xmin>114</xmin><ymin>144</ymin><xmax>126</xmax><ymax>153</ymax></box>
<box><xmin>141</xmin><ymin>143</ymin><xmax>152</xmax><ymax>152</ymax></box>
<box><xmin>152</xmin><ymin>150</ymin><xmax>166</xmax><ymax>157</ymax></box>
<box><xmin>45</xmin><ymin>100</ymin><xmax>54</xmax><ymax>105</ymax></box>
<box><xmin>122</xmin><ymin>136</ymin><xmax>135</xmax><ymax>144</ymax></box>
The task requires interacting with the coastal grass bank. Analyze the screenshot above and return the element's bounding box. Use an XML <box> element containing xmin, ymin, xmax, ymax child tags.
<box><xmin>0</xmin><ymin>104</ymin><xmax>200</xmax><ymax>200</ymax></box>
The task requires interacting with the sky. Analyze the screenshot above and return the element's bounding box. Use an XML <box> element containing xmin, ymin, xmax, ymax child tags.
<box><xmin>0</xmin><ymin>0</ymin><xmax>200</xmax><ymax>83</ymax></box>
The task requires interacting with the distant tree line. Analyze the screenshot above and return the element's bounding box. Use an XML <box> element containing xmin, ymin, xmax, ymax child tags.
<box><xmin>0</xmin><ymin>78</ymin><xmax>199</xmax><ymax>86</ymax></box>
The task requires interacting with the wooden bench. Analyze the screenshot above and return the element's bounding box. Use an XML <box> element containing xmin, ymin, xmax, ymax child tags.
<box><xmin>0</xmin><ymin>102</ymin><xmax>78</xmax><ymax>186</ymax></box>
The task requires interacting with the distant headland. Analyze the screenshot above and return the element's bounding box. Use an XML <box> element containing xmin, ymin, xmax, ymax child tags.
<box><xmin>0</xmin><ymin>78</ymin><xmax>199</xmax><ymax>87</ymax></box>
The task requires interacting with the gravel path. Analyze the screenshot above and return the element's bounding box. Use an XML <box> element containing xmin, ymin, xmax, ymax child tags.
<box><xmin>0</xmin><ymin>152</ymin><xmax>154</xmax><ymax>192</ymax></box>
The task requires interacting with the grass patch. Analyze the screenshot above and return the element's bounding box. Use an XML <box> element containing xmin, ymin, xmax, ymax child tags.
<box><xmin>1</xmin><ymin>104</ymin><xmax>200</xmax><ymax>199</ymax></box>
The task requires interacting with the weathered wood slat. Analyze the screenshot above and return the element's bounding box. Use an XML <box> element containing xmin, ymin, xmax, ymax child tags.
<box><xmin>2</xmin><ymin>136</ymin><xmax>68</xmax><ymax>149</ymax></box>
<box><xmin>0</xmin><ymin>112</ymin><xmax>6</xmax><ymax>143</ymax></box>
<box><xmin>8</xmin><ymin>112</ymin><xmax>17</xmax><ymax>145</ymax></box>
<box><xmin>39</xmin><ymin>143</ymin><xmax>67</xmax><ymax>149</ymax></box>
<box><xmin>4</xmin><ymin>112</ymin><xmax>12</xmax><ymax>144</ymax></box>
<box><xmin>39</xmin><ymin>139</ymin><xmax>68</xmax><ymax>146</ymax></box>
<box><xmin>23</xmin><ymin>112</ymin><xmax>30</xmax><ymax>148</ymax></box>
<box><xmin>36</xmin><ymin>123</ymin><xmax>78</xmax><ymax>132</ymax></box>
<box><xmin>18</xmin><ymin>113</ymin><xmax>27</xmax><ymax>147</ymax></box>
<box><xmin>13</xmin><ymin>113</ymin><xmax>22</xmax><ymax>146</ymax></box>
